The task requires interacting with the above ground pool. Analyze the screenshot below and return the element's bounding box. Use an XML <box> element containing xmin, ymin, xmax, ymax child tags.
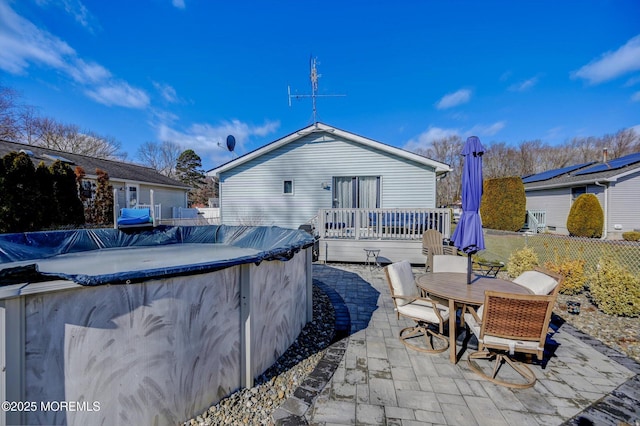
<box><xmin>0</xmin><ymin>225</ymin><xmax>314</xmax><ymax>425</ymax></box>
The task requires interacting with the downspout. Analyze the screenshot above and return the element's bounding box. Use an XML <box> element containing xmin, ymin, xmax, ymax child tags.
<box><xmin>594</xmin><ymin>181</ymin><xmax>608</xmax><ymax>239</ymax></box>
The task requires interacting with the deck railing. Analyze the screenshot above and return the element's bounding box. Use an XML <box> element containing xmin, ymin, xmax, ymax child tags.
<box><xmin>317</xmin><ymin>208</ymin><xmax>451</xmax><ymax>240</ymax></box>
<box><xmin>137</xmin><ymin>203</ymin><xmax>162</xmax><ymax>221</ymax></box>
<box><xmin>526</xmin><ymin>209</ymin><xmax>546</xmax><ymax>233</ymax></box>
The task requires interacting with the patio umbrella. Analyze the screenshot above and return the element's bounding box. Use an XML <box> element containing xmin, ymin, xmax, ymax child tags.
<box><xmin>451</xmin><ymin>136</ymin><xmax>486</xmax><ymax>284</ymax></box>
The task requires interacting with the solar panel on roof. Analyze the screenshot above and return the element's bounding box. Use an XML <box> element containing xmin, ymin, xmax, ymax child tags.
<box><xmin>44</xmin><ymin>153</ymin><xmax>74</xmax><ymax>164</ymax></box>
<box><xmin>574</xmin><ymin>152</ymin><xmax>640</xmax><ymax>176</ymax></box>
<box><xmin>522</xmin><ymin>162</ymin><xmax>595</xmax><ymax>184</ymax></box>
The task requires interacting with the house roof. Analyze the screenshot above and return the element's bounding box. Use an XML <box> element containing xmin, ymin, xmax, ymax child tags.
<box><xmin>0</xmin><ymin>139</ymin><xmax>190</xmax><ymax>189</ymax></box>
<box><xmin>207</xmin><ymin>122</ymin><xmax>452</xmax><ymax>175</ymax></box>
<box><xmin>523</xmin><ymin>151</ymin><xmax>640</xmax><ymax>190</ymax></box>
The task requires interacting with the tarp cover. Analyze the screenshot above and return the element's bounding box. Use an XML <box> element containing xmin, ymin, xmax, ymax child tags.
<box><xmin>0</xmin><ymin>225</ymin><xmax>314</xmax><ymax>286</ymax></box>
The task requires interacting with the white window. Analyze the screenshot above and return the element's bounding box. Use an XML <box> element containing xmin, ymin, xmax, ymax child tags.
<box><xmin>283</xmin><ymin>180</ymin><xmax>294</xmax><ymax>195</ymax></box>
<box><xmin>126</xmin><ymin>184</ymin><xmax>139</xmax><ymax>207</ymax></box>
<box><xmin>332</xmin><ymin>176</ymin><xmax>380</xmax><ymax>208</ymax></box>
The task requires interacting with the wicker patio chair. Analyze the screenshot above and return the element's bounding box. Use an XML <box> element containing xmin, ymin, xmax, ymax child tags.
<box><xmin>384</xmin><ymin>261</ymin><xmax>450</xmax><ymax>354</ymax></box>
<box><xmin>466</xmin><ymin>290</ymin><xmax>557</xmax><ymax>388</ymax></box>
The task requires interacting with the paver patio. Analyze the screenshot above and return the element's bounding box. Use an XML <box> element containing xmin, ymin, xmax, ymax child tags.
<box><xmin>275</xmin><ymin>263</ymin><xmax>640</xmax><ymax>426</ymax></box>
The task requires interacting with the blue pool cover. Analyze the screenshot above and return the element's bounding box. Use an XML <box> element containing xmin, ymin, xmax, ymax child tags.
<box><xmin>0</xmin><ymin>225</ymin><xmax>314</xmax><ymax>286</ymax></box>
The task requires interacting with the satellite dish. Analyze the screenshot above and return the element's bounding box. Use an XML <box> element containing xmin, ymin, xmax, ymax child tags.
<box><xmin>226</xmin><ymin>135</ymin><xmax>236</xmax><ymax>152</ymax></box>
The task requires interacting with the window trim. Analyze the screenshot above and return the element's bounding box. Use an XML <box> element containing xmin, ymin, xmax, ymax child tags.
<box><xmin>332</xmin><ymin>175</ymin><xmax>381</xmax><ymax>208</ymax></box>
<box><xmin>126</xmin><ymin>184</ymin><xmax>140</xmax><ymax>208</ymax></box>
<box><xmin>283</xmin><ymin>179</ymin><xmax>294</xmax><ymax>195</ymax></box>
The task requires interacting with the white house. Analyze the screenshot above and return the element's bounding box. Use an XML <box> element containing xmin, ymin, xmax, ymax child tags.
<box><xmin>207</xmin><ymin>122</ymin><xmax>451</xmax><ymax>230</ymax></box>
<box><xmin>523</xmin><ymin>151</ymin><xmax>640</xmax><ymax>239</ymax></box>
<box><xmin>207</xmin><ymin>123</ymin><xmax>452</xmax><ymax>264</ymax></box>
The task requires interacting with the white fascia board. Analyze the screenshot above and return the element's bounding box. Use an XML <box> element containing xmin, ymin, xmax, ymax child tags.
<box><xmin>525</xmin><ymin>177</ymin><xmax>615</xmax><ymax>191</ymax></box>
<box><xmin>525</xmin><ymin>166</ymin><xmax>640</xmax><ymax>191</ymax></box>
<box><xmin>109</xmin><ymin>178</ymin><xmax>190</xmax><ymax>191</ymax></box>
<box><xmin>208</xmin><ymin>122</ymin><xmax>451</xmax><ymax>176</ymax></box>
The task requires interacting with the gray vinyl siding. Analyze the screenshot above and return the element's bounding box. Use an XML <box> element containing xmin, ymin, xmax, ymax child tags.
<box><xmin>142</xmin><ymin>186</ymin><xmax>188</xmax><ymax>219</ymax></box>
<box><xmin>526</xmin><ymin>184</ymin><xmax>605</xmax><ymax>236</ymax></box>
<box><xmin>526</xmin><ymin>188</ymin><xmax>572</xmax><ymax>234</ymax></box>
<box><xmin>608</xmin><ymin>170</ymin><xmax>640</xmax><ymax>236</ymax></box>
<box><xmin>112</xmin><ymin>181</ymin><xmax>187</xmax><ymax>220</ymax></box>
<box><xmin>219</xmin><ymin>132</ymin><xmax>437</xmax><ymax>228</ymax></box>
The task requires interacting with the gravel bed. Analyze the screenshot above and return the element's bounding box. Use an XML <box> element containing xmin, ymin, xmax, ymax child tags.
<box><xmin>183</xmin><ymin>285</ymin><xmax>336</xmax><ymax>426</ymax></box>
<box><xmin>555</xmin><ymin>292</ymin><xmax>640</xmax><ymax>364</ymax></box>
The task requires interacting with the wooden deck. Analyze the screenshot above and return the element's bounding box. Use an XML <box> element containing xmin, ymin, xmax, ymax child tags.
<box><xmin>314</xmin><ymin>208</ymin><xmax>452</xmax><ymax>265</ymax></box>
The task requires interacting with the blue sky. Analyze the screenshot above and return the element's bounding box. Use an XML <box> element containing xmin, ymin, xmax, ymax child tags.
<box><xmin>1</xmin><ymin>0</ymin><xmax>639</xmax><ymax>171</ymax></box>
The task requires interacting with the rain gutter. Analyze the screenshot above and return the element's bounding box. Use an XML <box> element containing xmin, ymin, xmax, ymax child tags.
<box><xmin>594</xmin><ymin>180</ymin><xmax>608</xmax><ymax>239</ymax></box>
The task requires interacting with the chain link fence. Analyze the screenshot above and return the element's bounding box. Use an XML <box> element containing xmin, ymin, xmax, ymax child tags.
<box><xmin>481</xmin><ymin>229</ymin><xmax>640</xmax><ymax>276</ymax></box>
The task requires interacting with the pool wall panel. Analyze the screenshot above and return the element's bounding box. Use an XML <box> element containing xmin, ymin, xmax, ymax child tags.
<box><xmin>250</xmin><ymin>253</ymin><xmax>308</xmax><ymax>378</ymax></box>
<box><xmin>16</xmin><ymin>250</ymin><xmax>309</xmax><ymax>426</ymax></box>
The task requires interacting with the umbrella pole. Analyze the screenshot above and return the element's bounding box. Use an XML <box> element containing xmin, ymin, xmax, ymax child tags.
<box><xmin>467</xmin><ymin>254</ymin><xmax>472</xmax><ymax>284</ymax></box>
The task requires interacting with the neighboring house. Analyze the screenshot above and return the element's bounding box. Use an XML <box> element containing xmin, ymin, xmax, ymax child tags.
<box><xmin>523</xmin><ymin>151</ymin><xmax>640</xmax><ymax>239</ymax></box>
<box><xmin>207</xmin><ymin>122</ymin><xmax>451</xmax><ymax>229</ymax></box>
<box><xmin>0</xmin><ymin>139</ymin><xmax>190</xmax><ymax>221</ymax></box>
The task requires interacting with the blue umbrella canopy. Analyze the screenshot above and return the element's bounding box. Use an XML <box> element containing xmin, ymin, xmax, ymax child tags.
<box><xmin>451</xmin><ymin>136</ymin><xmax>485</xmax><ymax>283</ymax></box>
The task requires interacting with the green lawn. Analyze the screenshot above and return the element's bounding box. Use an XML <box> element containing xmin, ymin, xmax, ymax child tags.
<box><xmin>480</xmin><ymin>230</ymin><xmax>640</xmax><ymax>276</ymax></box>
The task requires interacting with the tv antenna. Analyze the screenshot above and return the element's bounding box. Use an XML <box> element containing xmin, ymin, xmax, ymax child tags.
<box><xmin>288</xmin><ymin>57</ymin><xmax>345</xmax><ymax>126</ymax></box>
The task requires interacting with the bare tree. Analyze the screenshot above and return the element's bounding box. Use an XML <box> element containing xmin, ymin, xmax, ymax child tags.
<box><xmin>537</xmin><ymin>144</ymin><xmax>574</xmax><ymax>171</ymax></box>
<box><xmin>568</xmin><ymin>136</ymin><xmax>601</xmax><ymax>163</ymax></box>
<box><xmin>483</xmin><ymin>142</ymin><xmax>520</xmax><ymax>179</ymax></box>
<box><xmin>26</xmin><ymin>116</ymin><xmax>125</xmax><ymax>160</ymax></box>
<box><xmin>600</xmin><ymin>128</ymin><xmax>640</xmax><ymax>159</ymax></box>
<box><xmin>517</xmin><ymin>139</ymin><xmax>545</xmax><ymax>176</ymax></box>
<box><xmin>0</xmin><ymin>85</ymin><xmax>25</xmax><ymax>141</ymax></box>
<box><xmin>414</xmin><ymin>135</ymin><xmax>464</xmax><ymax>206</ymax></box>
<box><xmin>19</xmin><ymin>105</ymin><xmax>41</xmax><ymax>144</ymax></box>
<box><xmin>136</xmin><ymin>140</ymin><xmax>182</xmax><ymax>177</ymax></box>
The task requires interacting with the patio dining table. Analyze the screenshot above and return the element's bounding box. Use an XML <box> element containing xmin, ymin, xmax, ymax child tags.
<box><xmin>416</xmin><ymin>272</ymin><xmax>532</xmax><ymax>363</ymax></box>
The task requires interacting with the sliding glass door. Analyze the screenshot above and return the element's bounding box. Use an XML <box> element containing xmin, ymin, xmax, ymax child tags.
<box><xmin>333</xmin><ymin>176</ymin><xmax>380</xmax><ymax>208</ymax></box>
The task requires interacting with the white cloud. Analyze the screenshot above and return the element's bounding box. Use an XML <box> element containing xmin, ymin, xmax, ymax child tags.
<box><xmin>172</xmin><ymin>0</ymin><xmax>186</xmax><ymax>9</ymax></box>
<box><xmin>0</xmin><ymin>2</ymin><xmax>75</xmax><ymax>73</ymax></box>
<box><xmin>544</xmin><ymin>126</ymin><xmax>565</xmax><ymax>142</ymax></box>
<box><xmin>500</xmin><ymin>70</ymin><xmax>512</xmax><ymax>82</ymax></box>
<box><xmin>623</xmin><ymin>75</ymin><xmax>640</xmax><ymax>87</ymax></box>
<box><xmin>66</xmin><ymin>58</ymin><xmax>111</xmax><ymax>84</ymax></box>
<box><xmin>508</xmin><ymin>76</ymin><xmax>539</xmax><ymax>92</ymax></box>
<box><xmin>85</xmin><ymin>82</ymin><xmax>150</xmax><ymax>108</ymax></box>
<box><xmin>34</xmin><ymin>0</ymin><xmax>98</xmax><ymax>31</ymax></box>
<box><xmin>436</xmin><ymin>89</ymin><xmax>471</xmax><ymax>110</ymax></box>
<box><xmin>403</xmin><ymin>121</ymin><xmax>506</xmax><ymax>152</ymax></box>
<box><xmin>156</xmin><ymin>119</ymin><xmax>280</xmax><ymax>168</ymax></box>
<box><xmin>403</xmin><ymin>126</ymin><xmax>460</xmax><ymax>152</ymax></box>
<box><xmin>468</xmin><ymin>121</ymin><xmax>506</xmax><ymax>136</ymax></box>
<box><xmin>632</xmin><ymin>91</ymin><xmax>640</xmax><ymax>102</ymax></box>
<box><xmin>573</xmin><ymin>34</ymin><xmax>640</xmax><ymax>84</ymax></box>
<box><xmin>153</xmin><ymin>81</ymin><xmax>179</xmax><ymax>103</ymax></box>
<box><xmin>0</xmin><ymin>1</ymin><xmax>148</xmax><ymax>108</ymax></box>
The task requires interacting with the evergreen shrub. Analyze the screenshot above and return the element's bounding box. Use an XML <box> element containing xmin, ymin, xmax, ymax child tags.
<box><xmin>566</xmin><ymin>193</ymin><xmax>603</xmax><ymax>238</ymax></box>
<box><xmin>544</xmin><ymin>259</ymin><xmax>586</xmax><ymax>295</ymax></box>
<box><xmin>506</xmin><ymin>246</ymin><xmax>539</xmax><ymax>278</ymax></box>
<box><xmin>589</xmin><ymin>258</ymin><xmax>640</xmax><ymax>317</ymax></box>
<box><xmin>480</xmin><ymin>176</ymin><xmax>526</xmax><ymax>232</ymax></box>
<box><xmin>622</xmin><ymin>231</ymin><xmax>640</xmax><ymax>241</ymax></box>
